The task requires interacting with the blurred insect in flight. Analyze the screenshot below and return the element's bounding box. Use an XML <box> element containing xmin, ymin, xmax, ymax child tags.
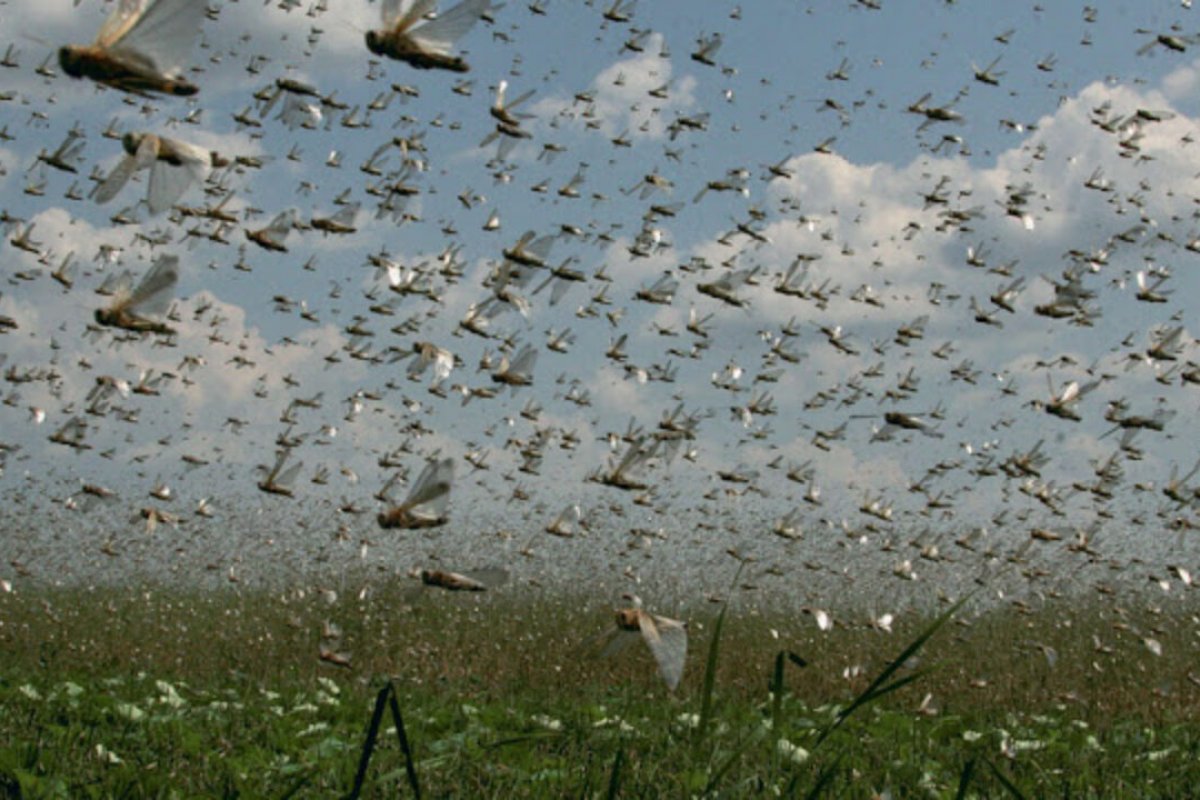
<box><xmin>365</xmin><ymin>0</ymin><xmax>492</xmax><ymax>72</ymax></box>
<box><xmin>257</xmin><ymin>449</ymin><xmax>303</xmax><ymax>498</ymax></box>
<box><xmin>378</xmin><ymin>457</ymin><xmax>454</xmax><ymax>528</ymax></box>
<box><xmin>587</xmin><ymin>594</ymin><xmax>688</xmax><ymax>691</ymax></box>
<box><xmin>95</xmin><ymin>254</ymin><xmax>179</xmax><ymax>335</ymax></box>
<box><xmin>410</xmin><ymin>566</ymin><xmax>508</xmax><ymax>592</ymax></box>
<box><xmin>94</xmin><ymin>133</ymin><xmax>227</xmax><ymax>215</ymax></box>
<box><xmin>59</xmin><ymin>0</ymin><xmax>205</xmax><ymax>96</ymax></box>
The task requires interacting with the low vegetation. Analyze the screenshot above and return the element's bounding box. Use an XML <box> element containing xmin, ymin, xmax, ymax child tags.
<box><xmin>1</xmin><ymin>581</ymin><xmax>1197</xmax><ymax>796</ymax></box>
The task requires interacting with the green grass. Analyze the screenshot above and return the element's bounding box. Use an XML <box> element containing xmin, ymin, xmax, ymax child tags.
<box><xmin>1</xmin><ymin>582</ymin><xmax>1197</xmax><ymax>797</ymax></box>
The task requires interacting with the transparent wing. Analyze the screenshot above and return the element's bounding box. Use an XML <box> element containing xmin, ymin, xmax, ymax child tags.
<box><xmin>146</xmin><ymin>151</ymin><xmax>206</xmax><ymax>215</ymax></box>
<box><xmin>109</xmin><ymin>0</ymin><xmax>206</xmax><ymax>77</ymax></box>
<box><xmin>267</xmin><ymin>209</ymin><xmax>297</xmax><ymax>237</ymax></box>
<box><xmin>105</xmin><ymin>271</ymin><xmax>136</xmax><ymax>308</ymax></box>
<box><xmin>509</xmin><ymin>345</ymin><xmax>538</xmax><ymax>377</ymax></box>
<box><xmin>146</xmin><ymin>162</ymin><xmax>194</xmax><ymax>214</ymax></box>
<box><xmin>615</xmin><ymin>439</ymin><xmax>654</xmax><ymax>475</ymax></box>
<box><xmin>408</xmin><ymin>0</ymin><xmax>488</xmax><ymax>56</ymax></box>
<box><xmin>387</xmin><ymin>0</ymin><xmax>436</xmax><ymax>31</ymax></box>
<box><xmin>329</xmin><ymin>203</ymin><xmax>360</xmax><ymax>228</ymax></box>
<box><xmin>462</xmin><ymin>567</ymin><xmax>508</xmax><ymax>588</ymax></box>
<box><xmin>381</xmin><ymin>0</ymin><xmax>410</xmax><ymax>29</ymax></box>
<box><xmin>94</xmin><ymin>134</ymin><xmax>159</xmax><ymax>206</ymax></box>
<box><xmin>699</xmin><ymin>34</ymin><xmax>722</xmax><ymax>59</ymax></box>
<box><xmin>95</xmin><ymin>0</ymin><xmax>145</xmax><ymax>49</ymax></box>
<box><xmin>549</xmin><ymin>277</ymin><xmax>570</xmax><ymax>306</ymax></box>
<box><xmin>403</xmin><ymin>457</ymin><xmax>454</xmax><ymax>510</ymax></box>
<box><xmin>275</xmin><ymin>461</ymin><xmax>304</xmax><ymax>489</ymax></box>
<box><xmin>126</xmin><ymin>255</ymin><xmax>179</xmax><ymax>316</ymax></box>
<box><xmin>524</xmin><ymin>234</ymin><xmax>555</xmax><ymax>262</ymax></box>
<box><xmin>598</xmin><ymin>628</ymin><xmax>639</xmax><ymax>659</ymax></box>
<box><xmin>407</xmin><ymin>348</ymin><xmax>432</xmax><ymax>379</ymax></box>
<box><xmin>510</xmin><ymin>229</ymin><xmax>535</xmax><ymax>249</ymax></box>
<box><xmin>93</xmin><ymin>157</ymin><xmax>139</xmax><ymax>206</ymax></box>
<box><xmin>652</xmin><ymin>275</ymin><xmax>678</xmax><ymax>294</ymax></box>
<box><xmin>503</xmin><ymin>88</ymin><xmax>536</xmax><ymax>115</ymax></box>
<box><xmin>639</xmin><ymin>612</ymin><xmax>687</xmax><ymax>690</ymax></box>
<box><xmin>407</xmin><ymin>494</ymin><xmax>450</xmax><ymax>523</ymax></box>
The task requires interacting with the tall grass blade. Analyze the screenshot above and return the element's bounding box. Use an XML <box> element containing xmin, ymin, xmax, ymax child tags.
<box><xmin>605</xmin><ymin>747</ymin><xmax>624</xmax><ymax>800</ymax></box>
<box><xmin>799</xmin><ymin>756</ymin><xmax>841</xmax><ymax>800</ymax></box>
<box><xmin>387</xmin><ymin>688</ymin><xmax>421</xmax><ymax>798</ymax></box>
<box><xmin>705</xmin><ymin>646</ymin><xmax>805</xmax><ymax>793</ymax></box>
<box><xmin>694</xmin><ymin>563</ymin><xmax>743</xmax><ymax>744</ymax></box>
<box><xmin>770</xmin><ymin>650</ymin><xmax>808</xmax><ymax>735</ymax></box>
<box><xmin>954</xmin><ymin>757</ymin><xmax>977</xmax><ymax>800</ymax></box>
<box><xmin>985</xmin><ymin>758</ymin><xmax>1028</xmax><ymax>800</ymax></box>
<box><xmin>771</xmin><ymin>651</ymin><xmax>786</xmax><ymax>732</ymax></box>
<box><xmin>694</xmin><ymin>598</ymin><xmax>727</xmax><ymax>747</ymax></box>
<box><xmin>814</xmin><ymin>596</ymin><xmax>966</xmax><ymax>748</ymax></box>
<box><xmin>345</xmin><ymin>680</ymin><xmax>421</xmax><ymax>799</ymax></box>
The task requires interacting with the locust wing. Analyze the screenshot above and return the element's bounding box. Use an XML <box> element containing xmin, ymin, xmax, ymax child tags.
<box><xmin>381</xmin><ymin>0</ymin><xmax>435</xmax><ymax>32</ymax></box>
<box><xmin>402</xmin><ymin>457</ymin><xmax>454</xmax><ymax>519</ymax></box>
<box><xmin>147</xmin><ymin>139</ymin><xmax>209</xmax><ymax>214</ymax></box>
<box><xmin>408</xmin><ymin>0</ymin><xmax>490</xmax><ymax>56</ymax></box>
<box><xmin>104</xmin><ymin>0</ymin><xmax>205</xmax><ymax>78</ymax></box>
<box><xmin>94</xmin><ymin>134</ymin><xmax>159</xmax><ymax>205</ymax></box>
<box><xmin>638</xmin><ymin>611</ymin><xmax>687</xmax><ymax>691</ymax></box>
<box><xmin>126</xmin><ymin>255</ymin><xmax>179</xmax><ymax>317</ymax></box>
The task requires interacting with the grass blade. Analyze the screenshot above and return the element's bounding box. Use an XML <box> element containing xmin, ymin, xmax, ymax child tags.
<box><xmin>695</xmin><ymin>599</ymin><xmax>727</xmax><ymax>744</ymax></box>
<box><xmin>386</xmin><ymin>687</ymin><xmax>422</xmax><ymax>798</ymax></box>
<box><xmin>798</xmin><ymin>755</ymin><xmax>841</xmax><ymax>800</ymax></box>
<box><xmin>344</xmin><ymin>683</ymin><xmax>390</xmax><ymax>800</ymax></box>
<box><xmin>605</xmin><ymin>747</ymin><xmax>624</xmax><ymax>800</ymax></box>
<box><xmin>694</xmin><ymin>563</ymin><xmax>744</xmax><ymax>745</ymax></box>
<box><xmin>954</xmin><ymin>757</ymin><xmax>977</xmax><ymax>800</ymax></box>
<box><xmin>814</xmin><ymin>596</ymin><xmax>966</xmax><ymax>748</ymax></box>
<box><xmin>770</xmin><ymin>650</ymin><xmax>807</xmax><ymax>731</ymax></box>
<box><xmin>985</xmin><ymin>758</ymin><xmax>1028</xmax><ymax>800</ymax></box>
<box><xmin>770</xmin><ymin>651</ymin><xmax>786</xmax><ymax>733</ymax></box>
<box><xmin>345</xmin><ymin>681</ymin><xmax>421</xmax><ymax>800</ymax></box>
<box><xmin>706</xmin><ymin>646</ymin><xmax>806</xmax><ymax>794</ymax></box>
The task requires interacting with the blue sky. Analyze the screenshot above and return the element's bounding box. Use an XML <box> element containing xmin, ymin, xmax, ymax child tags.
<box><xmin>0</xmin><ymin>0</ymin><xmax>1197</xmax><ymax>599</ymax></box>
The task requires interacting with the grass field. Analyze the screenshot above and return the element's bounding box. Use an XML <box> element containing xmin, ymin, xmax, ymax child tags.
<box><xmin>2</xmin><ymin>580</ymin><xmax>1198</xmax><ymax>797</ymax></box>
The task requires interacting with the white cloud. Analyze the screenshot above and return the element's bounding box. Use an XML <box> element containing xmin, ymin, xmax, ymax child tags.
<box><xmin>531</xmin><ymin>32</ymin><xmax>698</xmax><ymax>141</ymax></box>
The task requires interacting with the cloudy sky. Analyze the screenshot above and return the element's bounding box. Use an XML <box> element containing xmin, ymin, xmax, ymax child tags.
<box><xmin>0</xmin><ymin>0</ymin><xmax>1197</xmax><ymax>596</ymax></box>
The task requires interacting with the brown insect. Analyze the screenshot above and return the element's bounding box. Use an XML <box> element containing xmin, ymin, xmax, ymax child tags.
<box><xmin>95</xmin><ymin>255</ymin><xmax>179</xmax><ymax>335</ymax></box>
<box><xmin>94</xmin><ymin>133</ymin><xmax>225</xmax><ymax>215</ymax></box>
<box><xmin>59</xmin><ymin>0</ymin><xmax>204</xmax><ymax>97</ymax></box>
<box><xmin>415</xmin><ymin>567</ymin><xmax>508</xmax><ymax>592</ymax></box>
<box><xmin>589</xmin><ymin>595</ymin><xmax>688</xmax><ymax>691</ymax></box>
<box><xmin>378</xmin><ymin>457</ymin><xmax>454</xmax><ymax>529</ymax></box>
<box><xmin>366</xmin><ymin>0</ymin><xmax>491</xmax><ymax>72</ymax></box>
